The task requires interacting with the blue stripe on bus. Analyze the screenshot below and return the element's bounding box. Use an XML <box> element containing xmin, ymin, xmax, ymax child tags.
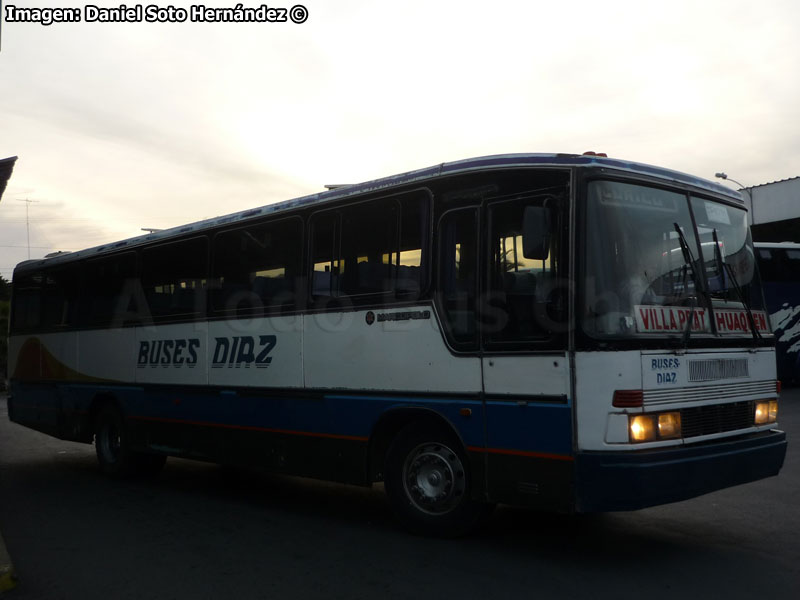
<box><xmin>11</xmin><ymin>381</ymin><xmax>573</xmax><ymax>459</ymax></box>
<box><xmin>484</xmin><ymin>400</ymin><xmax>573</xmax><ymax>457</ymax></box>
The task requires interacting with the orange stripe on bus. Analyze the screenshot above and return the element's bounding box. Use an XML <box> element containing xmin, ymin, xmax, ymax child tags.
<box><xmin>127</xmin><ymin>415</ymin><xmax>369</xmax><ymax>443</ymax></box>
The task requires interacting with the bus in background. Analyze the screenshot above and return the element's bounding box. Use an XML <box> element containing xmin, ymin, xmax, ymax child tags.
<box><xmin>755</xmin><ymin>242</ymin><xmax>800</xmax><ymax>383</ymax></box>
<box><xmin>7</xmin><ymin>153</ymin><xmax>787</xmax><ymax>536</ymax></box>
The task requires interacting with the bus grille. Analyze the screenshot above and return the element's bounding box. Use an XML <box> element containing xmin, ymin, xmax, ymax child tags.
<box><xmin>643</xmin><ymin>380</ymin><xmax>775</xmax><ymax>405</ymax></box>
<box><xmin>688</xmin><ymin>358</ymin><xmax>749</xmax><ymax>382</ymax></box>
<box><xmin>680</xmin><ymin>401</ymin><xmax>754</xmax><ymax>438</ymax></box>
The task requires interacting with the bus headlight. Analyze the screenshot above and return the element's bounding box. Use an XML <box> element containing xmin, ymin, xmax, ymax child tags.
<box><xmin>629</xmin><ymin>411</ymin><xmax>682</xmax><ymax>443</ymax></box>
<box><xmin>755</xmin><ymin>401</ymin><xmax>778</xmax><ymax>425</ymax></box>
<box><xmin>629</xmin><ymin>415</ymin><xmax>656</xmax><ymax>442</ymax></box>
<box><xmin>658</xmin><ymin>412</ymin><xmax>682</xmax><ymax>439</ymax></box>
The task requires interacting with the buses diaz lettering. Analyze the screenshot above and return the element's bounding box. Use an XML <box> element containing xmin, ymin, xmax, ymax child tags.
<box><xmin>212</xmin><ymin>335</ymin><xmax>276</xmax><ymax>369</ymax></box>
<box><xmin>137</xmin><ymin>335</ymin><xmax>277</xmax><ymax>369</ymax></box>
<box><xmin>138</xmin><ymin>338</ymin><xmax>200</xmax><ymax>368</ymax></box>
<box><xmin>651</xmin><ymin>357</ymin><xmax>680</xmax><ymax>385</ymax></box>
<box><xmin>652</xmin><ymin>358</ymin><xmax>680</xmax><ymax>370</ymax></box>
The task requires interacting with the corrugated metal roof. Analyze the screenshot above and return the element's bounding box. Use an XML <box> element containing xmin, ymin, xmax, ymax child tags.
<box><xmin>748</xmin><ymin>175</ymin><xmax>800</xmax><ymax>189</ymax></box>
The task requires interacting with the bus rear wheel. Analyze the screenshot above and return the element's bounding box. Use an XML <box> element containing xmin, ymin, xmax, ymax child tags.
<box><xmin>384</xmin><ymin>423</ymin><xmax>491</xmax><ymax>537</ymax></box>
<box><xmin>94</xmin><ymin>405</ymin><xmax>165</xmax><ymax>477</ymax></box>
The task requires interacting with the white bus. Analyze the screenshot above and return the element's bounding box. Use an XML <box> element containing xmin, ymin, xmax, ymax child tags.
<box><xmin>7</xmin><ymin>153</ymin><xmax>787</xmax><ymax>535</ymax></box>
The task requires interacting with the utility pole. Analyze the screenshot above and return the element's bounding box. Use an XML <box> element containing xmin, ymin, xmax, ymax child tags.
<box><xmin>15</xmin><ymin>198</ymin><xmax>39</xmax><ymax>259</ymax></box>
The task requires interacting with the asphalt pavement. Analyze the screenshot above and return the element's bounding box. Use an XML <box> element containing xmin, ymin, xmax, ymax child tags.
<box><xmin>0</xmin><ymin>388</ymin><xmax>798</xmax><ymax>599</ymax></box>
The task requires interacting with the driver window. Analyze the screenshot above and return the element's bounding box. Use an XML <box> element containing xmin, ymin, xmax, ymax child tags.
<box><xmin>485</xmin><ymin>196</ymin><xmax>562</xmax><ymax>345</ymax></box>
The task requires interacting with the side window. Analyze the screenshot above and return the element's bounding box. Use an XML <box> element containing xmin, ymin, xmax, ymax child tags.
<box><xmin>437</xmin><ymin>207</ymin><xmax>479</xmax><ymax>348</ymax></box>
<box><xmin>758</xmin><ymin>248</ymin><xmax>800</xmax><ymax>283</ymax></box>
<box><xmin>397</xmin><ymin>195</ymin><xmax>429</xmax><ymax>296</ymax></box>
<box><xmin>756</xmin><ymin>248</ymin><xmax>779</xmax><ymax>283</ymax></box>
<box><xmin>80</xmin><ymin>252</ymin><xmax>137</xmax><ymax>327</ymax></box>
<box><xmin>212</xmin><ymin>218</ymin><xmax>302</xmax><ymax>316</ymax></box>
<box><xmin>309</xmin><ymin>191</ymin><xmax>430</xmax><ymax>302</ymax></box>
<box><xmin>142</xmin><ymin>238</ymin><xmax>208</xmax><ymax>321</ymax></box>
<box><xmin>10</xmin><ymin>272</ymin><xmax>42</xmax><ymax>333</ymax></box>
<box><xmin>785</xmin><ymin>249</ymin><xmax>800</xmax><ymax>280</ymax></box>
<box><xmin>486</xmin><ymin>195</ymin><xmax>563</xmax><ymax>345</ymax></box>
<box><xmin>339</xmin><ymin>201</ymin><xmax>397</xmax><ymax>296</ymax></box>
<box><xmin>41</xmin><ymin>267</ymin><xmax>79</xmax><ymax>330</ymax></box>
<box><xmin>310</xmin><ymin>213</ymin><xmax>340</xmax><ymax>298</ymax></box>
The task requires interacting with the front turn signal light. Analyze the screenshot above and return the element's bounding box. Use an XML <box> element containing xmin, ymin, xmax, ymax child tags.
<box><xmin>613</xmin><ymin>389</ymin><xmax>644</xmax><ymax>408</ymax></box>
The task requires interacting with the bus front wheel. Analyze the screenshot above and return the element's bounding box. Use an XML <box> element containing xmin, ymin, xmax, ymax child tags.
<box><xmin>94</xmin><ymin>405</ymin><xmax>165</xmax><ymax>477</ymax></box>
<box><xmin>384</xmin><ymin>423</ymin><xmax>490</xmax><ymax>537</ymax></box>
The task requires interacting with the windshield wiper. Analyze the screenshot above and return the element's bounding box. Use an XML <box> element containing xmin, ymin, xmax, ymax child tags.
<box><xmin>673</xmin><ymin>222</ymin><xmax>707</xmax><ymax>348</ymax></box>
<box><xmin>709</xmin><ymin>228</ymin><xmax>760</xmax><ymax>343</ymax></box>
<box><xmin>712</xmin><ymin>229</ymin><xmax>726</xmax><ymax>291</ymax></box>
<box><xmin>723</xmin><ymin>261</ymin><xmax>762</xmax><ymax>343</ymax></box>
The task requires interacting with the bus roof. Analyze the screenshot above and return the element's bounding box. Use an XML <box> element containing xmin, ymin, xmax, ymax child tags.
<box><xmin>13</xmin><ymin>153</ymin><xmax>742</xmax><ymax>273</ymax></box>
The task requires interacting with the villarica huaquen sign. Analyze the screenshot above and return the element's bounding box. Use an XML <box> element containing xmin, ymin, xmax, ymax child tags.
<box><xmin>635</xmin><ymin>305</ymin><xmax>710</xmax><ymax>333</ymax></box>
<box><xmin>634</xmin><ymin>305</ymin><xmax>770</xmax><ymax>335</ymax></box>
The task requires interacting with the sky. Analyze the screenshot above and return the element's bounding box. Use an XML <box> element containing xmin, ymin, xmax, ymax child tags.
<box><xmin>1</xmin><ymin>0</ymin><xmax>799</xmax><ymax>280</ymax></box>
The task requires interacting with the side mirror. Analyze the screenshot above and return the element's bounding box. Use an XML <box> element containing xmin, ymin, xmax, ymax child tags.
<box><xmin>522</xmin><ymin>206</ymin><xmax>552</xmax><ymax>260</ymax></box>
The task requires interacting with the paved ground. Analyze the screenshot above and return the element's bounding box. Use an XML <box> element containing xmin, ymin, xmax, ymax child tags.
<box><xmin>0</xmin><ymin>389</ymin><xmax>798</xmax><ymax>599</ymax></box>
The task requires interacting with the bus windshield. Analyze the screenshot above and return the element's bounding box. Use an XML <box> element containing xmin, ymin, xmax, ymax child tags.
<box><xmin>583</xmin><ymin>180</ymin><xmax>768</xmax><ymax>338</ymax></box>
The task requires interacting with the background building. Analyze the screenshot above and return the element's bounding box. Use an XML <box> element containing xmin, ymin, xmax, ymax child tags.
<box><xmin>742</xmin><ymin>176</ymin><xmax>800</xmax><ymax>242</ymax></box>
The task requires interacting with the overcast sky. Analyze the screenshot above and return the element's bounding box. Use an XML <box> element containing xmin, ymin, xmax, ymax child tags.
<box><xmin>1</xmin><ymin>0</ymin><xmax>799</xmax><ymax>279</ymax></box>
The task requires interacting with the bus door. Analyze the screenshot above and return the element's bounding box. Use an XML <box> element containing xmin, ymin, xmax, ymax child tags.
<box><xmin>479</xmin><ymin>194</ymin><xmax>573</xmax><ymax>506</ymax></box>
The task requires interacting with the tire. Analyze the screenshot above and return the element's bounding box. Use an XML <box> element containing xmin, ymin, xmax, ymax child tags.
<box><xmin>94</xmin><ymin>405</ymin><xmax>166</xmax><ymax>477</ymax></box>
<box><xmin>384</xmin><ymin>422</ymin><xmax>492</xmax><ymax>537</ymax></box>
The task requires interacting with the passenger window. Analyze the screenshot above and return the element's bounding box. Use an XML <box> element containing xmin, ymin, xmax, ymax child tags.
<box><xmin>437</xmin><ymin>207</ymin><xmax>479</xmax><ymax>348</ymax></box>
<box><xmin>80</xmin><ymin>252</ymin><xmax>137</xmax><ymax>327</ymax></box>
<box><xmin>142</xmin><ymin>238</ymin><xmax>208</xmax><ymax>320</ymax></box>
<box><xmin>339</xmin><ymin>202</ymin><xmax>397</xmax><ymax>296</ymax></box>
<box><xmin>397</xmin><ymin>195</ymin><xmax>428</xmax><ymax>295</ymax></box>
<box><xmin>10</xmin><ymin>273</ymin><xmax>42</xmax><ymax>332</ymax></box>
<box><xmin>309</xmin><ymin>191</ymin><xmax>429</xmax><ymax>301</ymax></box>
<box><xmin>784</xmin><ymin>249</ymin><xmax>800</xmax><ymax>280</ymax></box>
<box><xmin>212</xmin><ymin>218</ymin><xmax>301</xmax><ymax>315</ymax></box>
<box><xmin>310</xmin><ymin>214</ymin><xmax>340</xmax><ymax>298</ymax></box>
<box><xmin>756</xmin><ymin>248</ymin><xmax>779</xmax><ymax>283</ymax></box>
<box><xmin>41</xmin><ymin>267</ymin><xmax>79</xmax><ymax>329</ymax></box>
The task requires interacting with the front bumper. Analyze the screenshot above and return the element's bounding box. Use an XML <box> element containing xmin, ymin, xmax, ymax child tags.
<box><xmin>575</xmin><ymin>430</ymin><xmax>787</xmax><ymax>512</ymax></box>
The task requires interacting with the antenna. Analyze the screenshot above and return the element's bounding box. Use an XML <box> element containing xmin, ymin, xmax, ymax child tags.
<box><xmin>15</xmin><ymin>198</ymin><xmax>40</xmax><ymax>259</ymax></box>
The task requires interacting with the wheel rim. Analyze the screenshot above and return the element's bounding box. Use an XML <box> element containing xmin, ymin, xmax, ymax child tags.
<box><xmin>99</xmin><ymin>420</ymin><xmax>121</xmax><ymax>464</ymax></box>
<box><xmin>402</xmin><ymin>442</ymin><xmax>466</xmax><ymax>515</ymax></box>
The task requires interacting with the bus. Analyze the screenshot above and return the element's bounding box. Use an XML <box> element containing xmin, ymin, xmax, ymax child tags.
<box><xmin>755</xmin><ymin>242</ymin><xmax>800</xmax><ymax>383</ymax></box>
<box><xmin>7</xmin><ymin>153</ymin><xmax>787</xmax><ymax>536</ymax></box>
